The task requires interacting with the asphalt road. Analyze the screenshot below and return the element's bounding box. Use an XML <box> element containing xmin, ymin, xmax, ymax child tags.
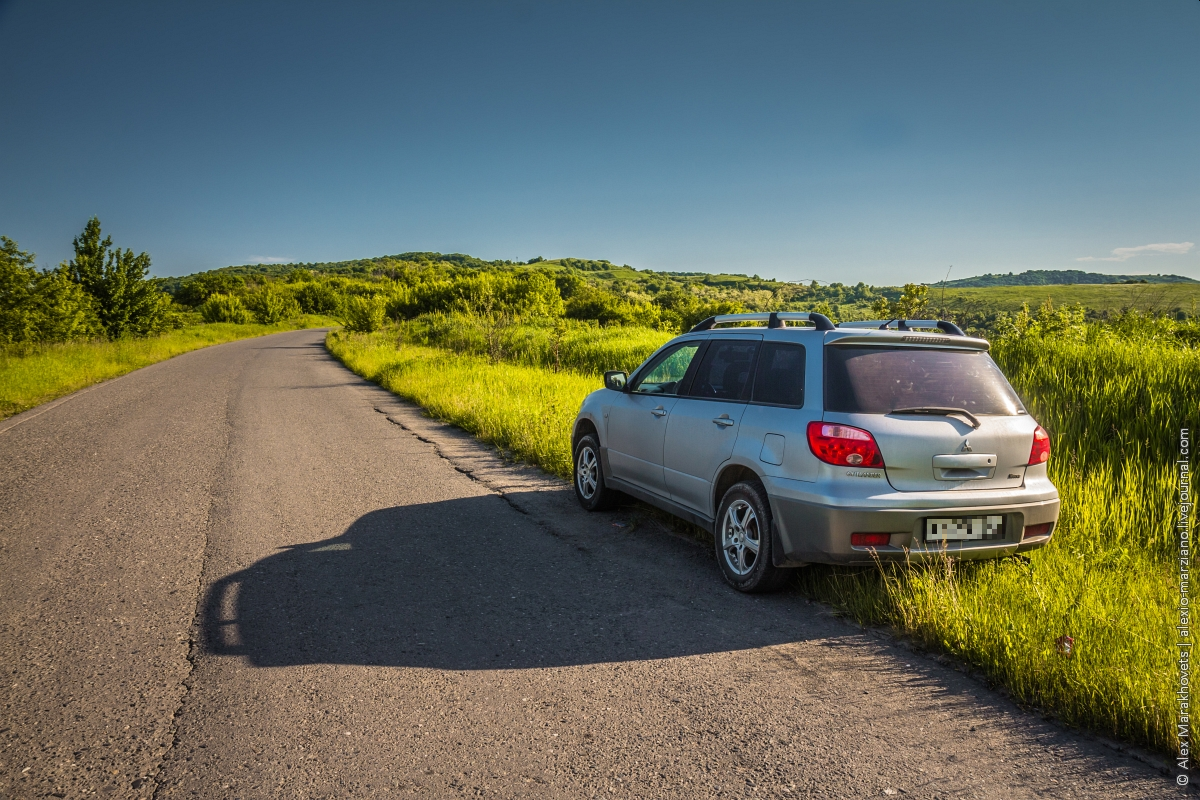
<box><xmin>0</xmin><ymin>328</ymin><xmax>1176</xmax><ymax>799</ymax></box>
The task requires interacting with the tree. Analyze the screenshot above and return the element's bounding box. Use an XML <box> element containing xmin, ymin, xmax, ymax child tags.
<box><xmin>1</xmin><ymin>235</ymin><xmax>98</xmax><ymax>344</ymax></box>
<box><xmin>0</xmin><ymin>236</ymin><xmax>38</xmax><ymax>343</ymax></box>
<box><xmin>67</xmin><ymin>217</ymin><xmax>170</xmax><ymax>338</ymax></box>
<box><xmin>871</xmin><ymin>283</ymin><xmax>930</xmax><ymax>320</ymax></box>
<box><xmin>31</xmin><ymin>268</ymin><xmax>100</xmax><ymax>342</ymax></box>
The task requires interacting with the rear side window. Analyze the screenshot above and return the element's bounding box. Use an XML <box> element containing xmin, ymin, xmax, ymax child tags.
<box><xmin>752</xmin><ymin>342</ymin><xmax>805</xmax><ymax>407</ymax></box>
<box><xmin>687</xmin><ymin>340</ymin><xmax>759</xmax><ymax>401</ymax></box>
<box><xmin>824</xmin><ymin>346</ymin><xmax>1025</xmax><ymax>415</ymax></box>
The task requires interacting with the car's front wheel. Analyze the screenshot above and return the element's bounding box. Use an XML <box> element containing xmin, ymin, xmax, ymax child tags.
<box><xmin>715</xmin><ymin>480</ymin><xmax>793</xmax><ymax>592</ymax></box>
<box><xmin>573</xmin><ymin>434</ymin><xmax>618</xmax><ymax>511</ymax></box>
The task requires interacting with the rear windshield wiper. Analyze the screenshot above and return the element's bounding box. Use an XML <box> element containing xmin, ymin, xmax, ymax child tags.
<box><xmin>889</xmin><ymin>407</ymin><xmax>981</xmax><ymax>429</ymax></box>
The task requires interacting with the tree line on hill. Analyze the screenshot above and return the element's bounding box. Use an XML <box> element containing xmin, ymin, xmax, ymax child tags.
<box><xmin>171</xmin><ymin>257</ymin><xmax>938</xmax><ymax>334</ymax></box>
<box><xmin>4</xmin><ymin>225</ymin><xmax>1012</xmax><ymax>346</ymax></box>
<box><xmin>940</xmin><ymin>269</ymin><xmax>1196</xmax><ymax>288</ymax></box>
<box><xmin>165</xmin><ymin>252</ymin><xmax>920</xmax><ymax>334</ymax></box>
<box><xmin>5</xmin><ymin>227</ymin><xmax>927</xmax><ymax>346</ymax></box>
<box><xmin>173</xmin><ymin>264</ymin><xmax>747</xmax><ymax>333</ymax></box>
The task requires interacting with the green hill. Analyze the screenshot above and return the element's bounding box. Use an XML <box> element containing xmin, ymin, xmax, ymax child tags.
<box><xmin>941</xmin><ymin>269</ymin><xmax>1196</xmax><ymax>288</ymax></box>
<box><xmin>158</xmin><ymin>252</ymin><xmax>1200</xmax><ymax>324</ymax></box>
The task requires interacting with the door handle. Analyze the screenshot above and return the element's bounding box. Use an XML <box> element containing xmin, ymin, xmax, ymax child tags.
<box><xmin>712</xmin><ymin>416</ymin><xmax>735</xmax><ymax>427</ymax></box>
<box><xmin>651</xmin><ymin>406</ymin><xmax>668</xmax><ymax>417</ymax></box>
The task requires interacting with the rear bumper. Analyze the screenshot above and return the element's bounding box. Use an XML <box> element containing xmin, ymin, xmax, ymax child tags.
<box><xmin>764</xmin><ymin>476</ymin><xmax>1060</xmax><ymax>566</ymax></box>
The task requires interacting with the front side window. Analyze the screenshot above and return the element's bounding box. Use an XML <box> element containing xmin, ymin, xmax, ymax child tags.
<box><xmin>752</xmin><ymin>342</ymin><xmax>805</xmax><ymax>407</ymax></box>
<box><xmin>824</xmin><ymin>346</ymin><xmax>1025</xmax><ymax>415</ymax></box>
<box><xmin>686</xmin><ymin>340</ymin><xmax>759</xmax><ymax>401</ymax></box>
<box><xmin>630</xmin><ymin>343</ymin><xmax>702</xmax><ymax>395</ymax></box>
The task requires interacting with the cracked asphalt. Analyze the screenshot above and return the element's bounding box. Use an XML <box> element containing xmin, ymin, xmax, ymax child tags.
<box><xmin>0</xmin><ymin>328</ymin><xmax>1177</xmax><ymax>798</ymax></box>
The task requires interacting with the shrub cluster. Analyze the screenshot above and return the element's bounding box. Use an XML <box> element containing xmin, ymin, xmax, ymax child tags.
<box><xmin>1</xmin><ymin>237</ymin><xmax>98</xmax><ymax>344</ymax></box>
<box><xmin>1</xmin><ymin>219</ymin><xmax>174</xmax><ymax>345</ymax></box>
<box><xmin>170</xmin><ymin>260</ymin><xmax>757</xmax><ymax>334</ymax></box>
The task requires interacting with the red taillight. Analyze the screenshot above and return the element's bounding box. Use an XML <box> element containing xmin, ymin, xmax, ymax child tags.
<box><xmin>1028</xmin><ymin>425</ymin><xmax>1051</xmax><ymax>465</ymax></box>
<box><xmin>851</xmin><ymin>533</ymin><xmax>891</xmax><ymax>547</ymax></box>
<box><xmin>1023</xmin><ymin>522</ymin><xmax>1053</xmax><ymax>538</ymax></box>
<box><xmin>807</xmin><ymin>421</ymin><xmax>885</xmax><ymax>468</ymax></box>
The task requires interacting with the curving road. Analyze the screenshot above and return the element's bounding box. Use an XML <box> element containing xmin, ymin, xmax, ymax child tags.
<box><xmin>0</xmin><ymin>328</ymin><xmax>1173</xmax><ymax>798</ymax></box>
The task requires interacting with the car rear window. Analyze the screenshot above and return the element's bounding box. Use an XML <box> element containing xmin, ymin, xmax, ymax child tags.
<box><xmin>824</xmin><ymin>346</ymin><xmax>1025</xmax><ymax>415</ymax></box>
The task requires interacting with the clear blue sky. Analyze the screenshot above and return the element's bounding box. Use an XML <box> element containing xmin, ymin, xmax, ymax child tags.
<box><xmin>1</xmin><ymin>1</ymin><xmax>1196</xmax><ymax>283</ymax></box>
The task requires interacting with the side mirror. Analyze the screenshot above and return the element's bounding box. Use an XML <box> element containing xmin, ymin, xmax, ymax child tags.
<box><xmin>604</xmin><ymin>370</ymin><xmax>628</xmax><ymax>391</ymax></box>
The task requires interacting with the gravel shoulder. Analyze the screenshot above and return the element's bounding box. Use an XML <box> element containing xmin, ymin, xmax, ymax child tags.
<box><xmin>0</xmin><ymin>328</ymin><xmax>1176</xmax><ymax>799</ymax></box>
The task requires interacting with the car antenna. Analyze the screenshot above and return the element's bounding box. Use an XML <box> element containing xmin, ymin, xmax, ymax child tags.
<box><xmin>940</xmin><ymin>265</ymin><xmax>952</xmax><ymax>320</ymax></box>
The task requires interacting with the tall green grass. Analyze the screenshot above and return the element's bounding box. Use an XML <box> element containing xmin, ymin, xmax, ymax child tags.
<box><xmin>811</xmin><ymin>327</ymin><xmax>1196</xmax><ymax>754</ymax></box>
<box><xmin>996</xmin><ymin>331</ymin><xmax>1197</xmax><ymax>559</ymax></box>
<box><xmin>397</xmin><ymin>312</ymin><xmax>670</xmax><ymax>374</ymax></box>
<box><xmin>328</xmin><ymin>322</ymin><xmax>1192</xmax><ymax>756</ymax></box>
<box><xmin>0</xmin><ymin>316</ymin><xmax>334</xmax><ymax>420</ymax></box>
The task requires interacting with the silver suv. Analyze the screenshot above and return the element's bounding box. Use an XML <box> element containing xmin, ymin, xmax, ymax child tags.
<box><xmin>571</xmin><ymin>312</ymin><xmax>1059</xmax><ymax>592</ymax></box>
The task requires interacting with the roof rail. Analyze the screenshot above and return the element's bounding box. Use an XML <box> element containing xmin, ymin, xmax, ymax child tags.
<box><xmin>835</xmin><ymin>319</ymin><xmax>966</xmax><ymax>336</ymax></box>
<box><xmin>689</xmin><ymin>311</ymin><xmax>836</xmax><ymax>333</ymax></box>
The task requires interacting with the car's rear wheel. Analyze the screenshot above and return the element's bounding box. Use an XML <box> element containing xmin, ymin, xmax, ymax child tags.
<box><xmin>715</xmin><ymin>480</ymin><xmax>793</xmax><ymax>592</ymax></box>
<box><xmin>573</xmin><ymin>434</ymin><xmax>618</xmax><ymax>511</ymax></box>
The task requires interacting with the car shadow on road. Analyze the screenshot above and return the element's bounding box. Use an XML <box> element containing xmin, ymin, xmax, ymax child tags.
<box><xmin>203</xmin><ymin>493</ymin><xmax>831</xmax><ymax>670</ymax></box>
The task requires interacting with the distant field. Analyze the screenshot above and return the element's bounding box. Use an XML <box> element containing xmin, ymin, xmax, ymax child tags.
<box><xmin>937</xmin><ymin>282</ymin><xmax>1200</xmax><ymax>317</ymax></box>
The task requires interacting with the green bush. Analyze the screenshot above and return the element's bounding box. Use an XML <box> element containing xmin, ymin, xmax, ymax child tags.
<box><xmin>1</xmin><ymin>236</ymin><xmax>99</xmax><ymax>345</ymax></box>
<box><xmin>651</xmin><ymin>287</ymin><xmax>744</xmax><ymax>330</ymax></box>
<box><xmin>245</xmin><ymin>286</ymin><xmax>302</xmax><ymax>324</ymax></box>
<box><xmin>293</xmin><ymin>281</ymin><xmax>342</xmax><ymax>314</ymax></box>
<box><xmin>385</xmin><ymin>270</ymin><xmax>566</xmax><ymax>320</ymax></box>
<box><xmin>198</xmin><ymin>293</ymin><xmax>252</xmax><ymax>324</ymax></box>
<box><xmin>175</xmin><ymin>272</ymin><xmax>247</xmax><ymax>307</ymax></box>
<box><xmin>398</xmin><ymin>312</ymin><xmax>671</xmax><ymax>373</ymax></box>
<box><xmin>343</xmin><ymin>295</ymin><xmax>386</xmax><ymax>332</ymax></box>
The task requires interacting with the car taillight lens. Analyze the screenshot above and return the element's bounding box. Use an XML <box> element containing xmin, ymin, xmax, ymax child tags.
<box><xmin>807</xmin><ymin>421</ymin><xmax>884</xmax><ymax>467</ymax></box>
<box><xmin>1028</xmin><ymin>425</ymin><xmax>1051</xmax><ymax>465</ymax></box>
<box><xmin>851</xmin><ymin>533</ymin><xmax>891</xmax><ymax>547</ymax></box>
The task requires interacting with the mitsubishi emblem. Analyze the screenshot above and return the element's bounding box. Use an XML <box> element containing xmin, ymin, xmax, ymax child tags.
<box><xmin>962</xmin><ymin>440</ymin><xmax>973</xmax><ymax>452</ymax></box>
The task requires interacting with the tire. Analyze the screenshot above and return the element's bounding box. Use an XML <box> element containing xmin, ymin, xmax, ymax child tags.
<box><xmin>573</xmin><ymin>434</ymin><xmax>619</xmax><ymax>511</ymax></box>
<box><xmin>714</xmin><ymin>480</ymin><xmax>793</xmax><ymax>593</ymax></box>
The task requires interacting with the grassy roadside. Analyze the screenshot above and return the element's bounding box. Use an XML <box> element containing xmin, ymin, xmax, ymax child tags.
<box><xmin>328</xmin><ymin>327</ymin><xmax>1187</xmax><ymax>757</ymax></box>
<box><xmin>0</xmin><ymin>316</ymin><xmax>335</xmax><ymax>420</ymax></box>
<box><xmin>328</xmin><ymin>330</ymin><xmax>598</xmax><ymax>477</ymax></box>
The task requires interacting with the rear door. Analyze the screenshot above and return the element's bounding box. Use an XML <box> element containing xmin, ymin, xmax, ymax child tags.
<box><xmin>606</xmin><ymin>341</ymin><xmax>704</xmax><ymax>497</ymax></box>
<box><xmin>738</xmin><ymin>339</ymin><xmax>822</xmax><ymax>484</ymax></box>
<box><xmin>822</xmin><ymin>343</ymin><xmax>1035</xmax><ymax>492</ymax></box>
<box><xmin>663</xmin><ymin>337</ymin><xmax>761</xmax><ymax>513</ymax></box>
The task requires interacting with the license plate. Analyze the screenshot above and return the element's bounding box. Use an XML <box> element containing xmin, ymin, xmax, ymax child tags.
<box><xmin>926</xmin><ymin>516</ymin><xmax>1005</xmax><ymax>542</ymax></box>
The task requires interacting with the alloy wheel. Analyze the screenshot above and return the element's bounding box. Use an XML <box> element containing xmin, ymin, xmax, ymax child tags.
<box><xmin>576</xmin><ymin>446</ymin><xmax>599</xmax><ymax>499</ymax></box>
<box><xmin>721</xmin><ymin>499</ymin><xmax>760</xmax><ymax>576</ymax></box>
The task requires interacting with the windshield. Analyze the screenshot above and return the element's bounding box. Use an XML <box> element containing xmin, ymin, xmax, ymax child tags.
<box><xmin>824</xmin><ymin>346</ymin><xmax>1025</xmax><ymax>415</ymax></box>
